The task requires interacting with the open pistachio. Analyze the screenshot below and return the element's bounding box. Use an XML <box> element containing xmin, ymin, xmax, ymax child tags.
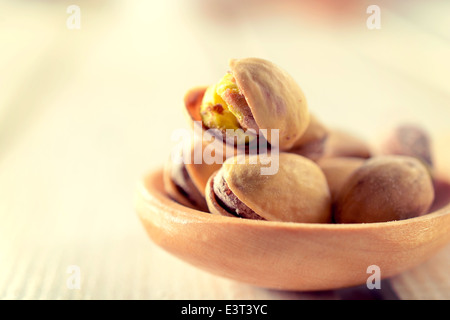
<box><xmin>334</xmin><ymin>155</ymin><xmax>435</xmax><ymax>223</ymax></box>
<box><xmin>164</xmin><ymin>139</ymin><xmax>223</xmax><ymax>212</ymax></box>
<box><xmin>188</xmin><ymin>58</ymin><xmax>310</xmax><ymax>150</ymax></box>
<box><xmin>378</xmin><ymin>124</ymin><xmax>433</xmax><ymax>168</ymax></box>
<box><xmin>206</xmin><ymin>153</ymin><xmax>332</xmax><ymax>223</ymax></box>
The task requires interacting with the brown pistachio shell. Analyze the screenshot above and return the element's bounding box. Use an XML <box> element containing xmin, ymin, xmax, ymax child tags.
<box><xmin>206</xmin><ymin>153</ymin><xmax>332</xmax><ymax>223</ymax></box>
<box><xmin>334</xmin><ymin>155</ymin><xmax>435</xmax><ymax>223</ymax></box>
<box><xmin>378</xmin><ymin>124</ymin><xmax>434</xmax><ymax>168</ymax></box>
<box><xmin>317</xmin><ymin>157</ymin><xmax>366</xmax><ymax>202</ymax></box>
<box><xmin>229</xmin><ymin>58</ymin><xmax>310</xmax><ymax>150</ymax></box>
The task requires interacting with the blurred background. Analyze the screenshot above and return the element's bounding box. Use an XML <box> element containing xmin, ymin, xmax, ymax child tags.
<box><xmin>0</xmin><ymin>0</ymin><xmax>449</xmax><ymax>299</ymax></box>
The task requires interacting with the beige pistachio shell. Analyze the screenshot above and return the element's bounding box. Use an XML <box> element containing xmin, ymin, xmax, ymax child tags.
<box><xmin>229</xmin><ymin>58</ymin><xmax>310</xmax><ymax>150</ymax></box>
<box><xmin>317</xmin><ymin>157</ymin><xmax>366</xmax><ymax>202</ymax></box>
<box><xmin>218</xmin><ymin>153</ymin><xmax>331</xmax><ymax>223</ymax></box>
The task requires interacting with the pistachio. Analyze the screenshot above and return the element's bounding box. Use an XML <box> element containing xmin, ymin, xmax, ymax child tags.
<box><xmin>429</xmin><ymin>175</ymin><xmax>450</xmax><ymax>212</ymax></box>
<box><xmin>200</xmin><ymin>73</ymin><xmax>243</xmax><ymax>132</ymax></box>
<box><xmin>334</xmin><ymin>155</ymin><xmax>435</xmax><ymax>223</ymax></box>
<box><xmin>317</xmin><ymin>157</ymin><xmax>365</xmax><ymax>202</ymax></box>
<box><xmin>164</xmin><ymin>140</ymin><xmax>223</xmax><ymax>212</ymax></box>
<box><xmin>206</xmin><ymin>153</ymin><xmax>332</xmax><ymax>223</ymax></box>
<box><xmin>290</xmin><ymin>114</ymin><xmax>329</xmax><ymax>161</ymax></box>
<box><xmin>195</xmin><ymin>58</ymin><xmax>310</xmax><ymax>150</ymax></box>
<box><xmin>321</xmin><ymin>129</ymin><xmax>372</xmax><ymax>159</ymax></box>
<box><xmin>378</xmin><ymin>124</ymin><xmax>433</xmax><ymax>168</ymax></box>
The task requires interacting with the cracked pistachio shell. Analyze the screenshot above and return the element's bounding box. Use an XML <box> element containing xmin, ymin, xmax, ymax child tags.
<box><xmin>229</xmin><ymin>58</ymin><xmax>310</xmax><ymax>150</ymax></box>
<box><xmin>210</xmin><ymin>153</ymin><xmax>332</xmax><ymax>223</ymax></box>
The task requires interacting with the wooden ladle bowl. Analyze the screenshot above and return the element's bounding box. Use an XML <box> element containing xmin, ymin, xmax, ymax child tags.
<box><xmin>135</xmin><ymin>168</ymin><xmax>450</xmax><ymax>291</ymax></box>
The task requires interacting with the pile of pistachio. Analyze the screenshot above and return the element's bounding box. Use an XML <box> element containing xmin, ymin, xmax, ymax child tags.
<box><xmin>164</xmin><ymin>58</ymin><xmax>436</xmax><ymax>224</ymax></box>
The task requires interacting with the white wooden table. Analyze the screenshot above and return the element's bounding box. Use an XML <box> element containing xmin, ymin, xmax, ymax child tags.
<box><xmin>0</xmin><ymin>0</ymin><xmax>449</xmax><ymax>299</ymax></box>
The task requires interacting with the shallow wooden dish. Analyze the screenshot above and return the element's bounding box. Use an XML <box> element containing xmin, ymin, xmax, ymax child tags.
<box><xmin>135</xmin><ymin>169</ymin><xmax>450</xmax><ymax>291</ymax></box>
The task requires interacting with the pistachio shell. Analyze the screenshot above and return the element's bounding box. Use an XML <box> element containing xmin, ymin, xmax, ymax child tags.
<box><xmin>184</xmin><ymin>86</ymin><xmax>262</xmax><ymax>147</ymax></box>
<box><xmin>163</xmin><ymin>161</ymin><xmax>197</xmax><ymax>209</ymax></box>
<box><xmin>183</xmin><ymin>86</ymin><xmax>207</xmax><ymax>123</ymax></box>
<box><xmin>334</xmin><ymin>155</ymin><xmax>435</xmax><ymax>223</ymax></box>
<box><xmin>163</xmin><ymin>158</ymin><xmax>208</xmax><ymax>211</ymax></box>
<box><xmin>317</xmin><ymin>157</ymin><xmax>366</xmax><ymax>202</ymax></box>
<box><xmin>290</xmin><ymin>114</ymin><xmax>329</xmax><ymax>160</ymax></box>
<box><xmin>215</xmin><ymin>153</ymin><xmax>331</xmax><ymax>223</ymax></box>
<box><xmin>163</xmin><ymin>138</ymin><xmax>226</xmax><ymax>212</ymax></box>
<box><xmin>205</xmin><ymin>171</ymin><xmax>238</xmax><ymax>218</ymax></box>
<box><xmin>185</xmin><ymin>139</ymin><xmax>224</xmax><ymax>197</ymax></box>
<box><xmin>184</xmin><ymin>59</ymin><xmax>310</xmax><ymax>151</ymax></box>
<box><xmin>293</xmin><ymin>114</ymin><xmax>328</xmax><ymax>148</ymax></box>
<box><xmin>229</xmin><ymin>58</ymin><xmax>310</xmax><ymax>150</ymax></box>
<box><xmin>321</xmin><ymin>129</ymin><xmax>372</xmax><ymax>159</ymax></box>
<box><xmin>430</xmin><ymin>174</ymin><xmax>450</xmax><ymax>212</ymax></box>
<box><xmin>184</xmin><ymin>85</ymin><xmax>251</xmax><ymax>157</ymax></box>
<box><xmin>378</xmin><ymin>124</ymin><xmax>434</xmax><ymax>168</ymax></box>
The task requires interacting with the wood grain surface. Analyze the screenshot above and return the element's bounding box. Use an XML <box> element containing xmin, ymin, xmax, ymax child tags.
<box><xmin>0</xmin><ymin>0</ymin><xmax>449</xmax><ymax>299</ymax></box>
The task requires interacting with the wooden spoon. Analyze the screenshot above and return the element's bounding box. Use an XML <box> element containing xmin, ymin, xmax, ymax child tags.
<box><xmin>135</xmin><ymin>169</ymin><xmax>450</xmax><ymax>291</ymax></box>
